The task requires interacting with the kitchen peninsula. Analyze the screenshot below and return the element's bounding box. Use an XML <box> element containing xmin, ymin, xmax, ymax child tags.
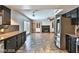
<box><xmin>0</xmin><ymin>31</ymin><xmax>26</xmax><ymax>53</ymax></box>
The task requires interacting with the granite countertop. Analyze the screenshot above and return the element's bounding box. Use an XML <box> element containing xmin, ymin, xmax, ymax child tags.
<box><xmin>0</xmin><ymin>31</ymin><xmax>25</xmax><ymax>41</ymax></box>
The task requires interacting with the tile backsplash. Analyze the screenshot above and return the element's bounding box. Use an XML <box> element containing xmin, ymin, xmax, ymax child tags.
<box><xmin>0</xmin><ymin>25</ymin><xmax>19</xmax><ymax>34</ymax></box>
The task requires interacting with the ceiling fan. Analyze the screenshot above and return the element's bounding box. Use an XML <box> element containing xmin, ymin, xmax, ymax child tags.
<box><xmin>32</xmin><ymin>10</ymin><xmax>39</xmax><ymax>17</ymax></box>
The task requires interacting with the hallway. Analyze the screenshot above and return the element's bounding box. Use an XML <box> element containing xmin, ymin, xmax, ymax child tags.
<box><xmin>17</xmin><ymin>33</ymin><xmax>67</xmax><ymax>53</ymax></box>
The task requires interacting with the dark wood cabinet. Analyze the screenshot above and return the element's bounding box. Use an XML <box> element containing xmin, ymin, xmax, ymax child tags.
<box><xmin>66</xmin><ymin>35</ymin><xmax>71</xmax><ymax>52</ymax></box>
<box><xmin>65</xmin><ymin>12</ymin><xmax>71</xmax><ymax>18</ymax></box>
<box><xmin>0</xmin><ymin>5</ymin><xmax>11</xmax><ymax>25</ymax></box>
<box><xmin>70</xmin><ymin>8</ymin><xmax>78</xmax><ymax>25</ymax></box>
<box><xmin>62</xmin><ymin>14</ymin><xmax>66</xmax><ymax>17</ymax></box>
<box><xmin>62</xmin><ymin>12</ymin><xmax>71</xmax><ymax>18</ymax></box>
<box><xmin>71</xmin><ymin>9</ymin><xmax>77</xmax><ymax>18</ymax></box>
<box><xmin>77</xmin><ymin>7</ymin><xmax>79</xmax><ymax>24</ymax></box>
<box><xmin>70</xmin><ymin>37</ymin><xmax>76</xmax><ymax>53</ymax></box>
<box><xmin>4</xmin><ymin>36</ymin><xmax>17</xmax><ymax>53</ymax></box>
<box><xmin>62</xmin><ymin>7</ymin><xmax>79</xmax><ymax>25</ymax></box>
<box><xmin>16</xmin><ymin>34</ymin><xmax>22</xmax><ymax>48</ymax></box>
<box><xmin>66</xmin><ymin>35</ymin><xmax>76</xmax><ymax>53</ymax></box>
<box><xmin>2</xmin><ymin>9</ymin><xmax>11</xmax><ymax>25</ymax></box>
<box><xmin>4</xmin><ymin>32</ymin><xmax>26</xmax><ymax>53</ymax></box>
<box><xmin>21</xmin><ymin>32</ymin><xmax>26</xmax><ymax>44</ymax></box>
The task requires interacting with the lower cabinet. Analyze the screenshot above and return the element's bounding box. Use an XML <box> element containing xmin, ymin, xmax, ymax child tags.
<box><xmin>70</xmin><ymin>37</ymin><xmax>76</xmax><ymax>53</ymax></box>
<box><xmin>66</xmin><ymin>35</ymin><xmax>76</xmax><ymax>53</ymax></box>
<box><xmin>4</xmin><ymin>32</ymin><xmax>26</xmax><ymax>53</ymax></box>
<box><xmin>21</xmin><ymin>32</ymin><xmax>26</xmax><ymax>45</ymax></box>
<box><xmin>66</xmin><ymin>35</ymin><xmax>70</xmax><ymax>52</ymax></box>
<box><xmin>24</xmin><ymin>32</ymin><xmax>26</xmax><ymax>43</ymax></box>
<box><xmin>4</xmin><ymin>36</ymin><xmax>17</xmax><ymax>53</ymax></box>
<box><xmin>17</xmin><ymin>34</ymin><xmax>22</xmax><ymax>49</ymax></box>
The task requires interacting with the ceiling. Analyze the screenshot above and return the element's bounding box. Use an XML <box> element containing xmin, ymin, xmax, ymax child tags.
<box><xmin>6</xmin><ymin>5</ymin><xmax>79</xmax><ymax>20</ymax></box>
<box><xmin>19</xmin><ymin>9</ymin><xmax>62</xmax><ymax>20</ymax></box>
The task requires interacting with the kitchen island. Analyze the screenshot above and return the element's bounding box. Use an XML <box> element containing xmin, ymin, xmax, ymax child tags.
<box><xmin>0</xmin><ymin>31</ymin><xmax>26</xmax><ymax>53</ymax></box>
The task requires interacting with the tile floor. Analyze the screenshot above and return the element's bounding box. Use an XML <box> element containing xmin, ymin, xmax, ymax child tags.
<box><xmin>17</xmin><ymin>33</ymin><xmax>67</xmax><ymax>53</ymax></box>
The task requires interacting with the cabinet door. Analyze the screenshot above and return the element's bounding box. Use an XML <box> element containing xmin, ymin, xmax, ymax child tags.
<box><xmin>21</xmin><ymin>33</ymin><xmax>24</xmax><ymax>44</ymax></box>
<box><xmin>24</xmin><ymin>32</ymin><xmax>26</xmax><ymax>42</ymax></box>
<box><xmin>77</xmin><ymin>7</ymin><xmax>79</xmax><ymax>24</ymax></box>
<box><xmin>4</xmin><ymin>36</ymin><xmax>16</xmax><ymax>53</ymax></box>
<box><xmin>70</xmin><ymin>37</ymin><xmax>76</xmax><ymax>53</ymax></box>
<box><xmin>66</xmin><ymin>12</ymin><xmax>71</xmax><ymax>18</ymax></box>
<box><xmin>62</xmin><ymin>14</ymin><xmax>66</xmax><ymax>17</ymax></box>
<box><xmin>66</xmin><ymin>35</ymin><xmax>71</xmax><ymax>52</ymax></box>
<box><xmin>2</xmin><ymin>9</ymin><xmax>11</xmax><ymax>25</ymax></box>
<box><xmin>71</xmin><ymin>8</ymin><xmax>78</xmax><ymax>25</ymax></box>
<box><xmin>16</xmin><ymin>34</ymin><xmax>22</xmax><ymax>49</ymax></box>
<box><xmin>21</xmin><ymin>32</ymin><xmax>26</xmax><ymax>44</ymax></box>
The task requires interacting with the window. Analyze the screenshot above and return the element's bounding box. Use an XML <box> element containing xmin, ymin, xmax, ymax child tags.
<box><xmin>37</xmin><ymin>22</ymin><xmax>40</xmax><ymax>28</ymax></box>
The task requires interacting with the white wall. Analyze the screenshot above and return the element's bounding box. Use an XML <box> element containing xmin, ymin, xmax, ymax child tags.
<box><xmin>35</xmin><ymin>20</ymin><xmax>54</xmax><ymax>32</ymax></box>
<box><xmin>11</xmin><ymin>10</ymin><xmax>31</xmax><ymax>32</ymax></box>
<box><xmin>41</xmin><ymin>20</ymin><xmax>54</xmax><ymax>32</ymax></box>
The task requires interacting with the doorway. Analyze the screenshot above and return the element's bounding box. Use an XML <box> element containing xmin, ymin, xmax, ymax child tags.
<box><xmin>24</xmin><ymin>21</ymin><xmax>30</xmax><ymax>34</ymax></box>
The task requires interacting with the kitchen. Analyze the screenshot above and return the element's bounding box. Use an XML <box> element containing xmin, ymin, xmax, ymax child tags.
<box><xmin>0</xmin><ymin>5</ymin><xmax>79</xmax><ymax>53</ymax></box>
<box><xmin>0</xmin><ymin>5</ymin><xmax>27</xmax><ymax>53</ymax></box>
<box><xmin>55</xmin><ymin>7</ymin><xmax>79</xmax><ymax>53</ymax></box>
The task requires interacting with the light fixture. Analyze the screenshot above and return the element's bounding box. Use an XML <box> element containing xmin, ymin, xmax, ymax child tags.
<box><xmin>32</xmin><ymin>10</ymin><xmax>39</xmax><ymax>17</ymax></box>
<box><xmin>32</xmin><ymin>11</ymin><xmax>35</xmax><ymax>17</ymax></box>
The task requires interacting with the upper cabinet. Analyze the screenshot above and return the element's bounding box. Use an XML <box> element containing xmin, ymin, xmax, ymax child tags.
<box><xmin>70</xmin><ymin>8</ymin><xmax>78</xmax><ymax>25</ymax></box>
<box><xmin>65</xmin><ymin>12</ymin><xmax>71</xmax><ymax>18</ymax></box>
<box><xmin>62</xmin><ymin>7</ymin><xmax>79</xmax><ymax>25</ymax></box>
<box><xmin>0</xmin><ymin>5</ymin><xmax>11</xmax><ymax>25</ymax></box>
<box><xmin>77</xmin><ymin>7</ymin><xmax>79</xmax><ymax>24</ymax></box>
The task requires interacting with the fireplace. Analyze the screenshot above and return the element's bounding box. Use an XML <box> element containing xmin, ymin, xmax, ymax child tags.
<box><xmin>42</xmin><ymin>26</ymin><xmax>50</xmax><ymax>32</ymax></box>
